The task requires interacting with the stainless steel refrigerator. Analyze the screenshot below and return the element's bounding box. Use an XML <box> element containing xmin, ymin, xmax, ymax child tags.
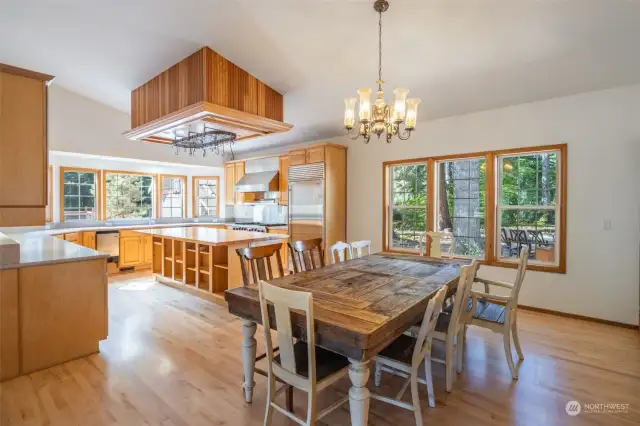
<box><xmin>288</xmin><ymin>163</ymin><xmax>325</xmax><ymax>252</ymax></box>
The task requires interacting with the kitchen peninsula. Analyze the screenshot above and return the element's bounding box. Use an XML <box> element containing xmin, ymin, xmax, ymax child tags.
<box><xmin>135</xmin><ymin>227</ymin><xmax>288</xmax><ymax>303</ymax></box>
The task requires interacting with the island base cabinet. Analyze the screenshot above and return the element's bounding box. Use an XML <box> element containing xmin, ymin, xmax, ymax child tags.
<box><xmin>0</xmin><ymin>259</ymin><xmax>108</xmax><ymax>381</ymax></box>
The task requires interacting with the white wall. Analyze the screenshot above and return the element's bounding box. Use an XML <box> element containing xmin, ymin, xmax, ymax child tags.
<box><xmin>244</xmin><ymin>84</ymin><xmax>640</xmax><ymax>325</ymax></box>
<box><xmin>49</xmin><ymin>151</ymin><xmax>224</xmax><ymax>222</ymax></box>
<box><xmin>48</xmin><ymin>84</ymin><xmax>225</xmax><ymax>168</ymax></box>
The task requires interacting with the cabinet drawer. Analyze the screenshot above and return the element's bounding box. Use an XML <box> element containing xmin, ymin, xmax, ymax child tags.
<box><xmin>306</xmin><ymin>147</ymin><xmax>325</xmax><ymax>164</ymax></box>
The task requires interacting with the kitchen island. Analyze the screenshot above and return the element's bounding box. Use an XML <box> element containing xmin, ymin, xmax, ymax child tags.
<box><xmin>134</xmin><ymin>227</ymin><xmax>288</xmax><ymax>304</ymax></box>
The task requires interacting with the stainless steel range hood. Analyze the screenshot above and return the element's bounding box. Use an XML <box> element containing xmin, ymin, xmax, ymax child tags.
<box><xmin>235</xmin><ymin>157</ymin><xmax>280</xmax><ymax>193</ymax></box>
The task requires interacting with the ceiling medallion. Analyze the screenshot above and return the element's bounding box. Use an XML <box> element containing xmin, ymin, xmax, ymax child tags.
<box><xmin>343</xmin><ymin>0</ymin><xmax>421</xmax><ymax>144</ymax></box>
<box><xmin>172</xmin><ymin>126</ymin><xmax>236</xmax><ymax>157</ymax></box>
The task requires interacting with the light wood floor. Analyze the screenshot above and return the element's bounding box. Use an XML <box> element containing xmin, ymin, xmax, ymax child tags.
<box><xmin>1</xmin><ymin>272</ymin><xmax>639</xmax><ymax>426</ymax></box>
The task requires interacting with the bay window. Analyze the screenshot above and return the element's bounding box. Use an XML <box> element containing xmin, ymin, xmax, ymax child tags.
<box><xmin>193</xmin><ymin>176</ymin><xmax>219</xmax><ymax>217</ymax></box>
<box><xmin>386</xmin><ymin>162</ymin><xmax>427</xmax><ymax>251</ymax></box>
<box><xmin>160</xmin><ymin>175</ymin><xmax>186</xmax><ymax>218</ymax></box>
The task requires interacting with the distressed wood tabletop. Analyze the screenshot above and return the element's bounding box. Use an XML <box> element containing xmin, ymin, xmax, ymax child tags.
<box><xmin>226</xmin><ymin>253</ymin><xmax>471</xmax><ymax>360</ymax></box>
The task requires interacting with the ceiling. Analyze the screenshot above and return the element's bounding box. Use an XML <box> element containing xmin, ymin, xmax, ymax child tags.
<box><xmin>2</xmin><ymin>0</ymin><xmax>640</xmax><ymax>153</ymax></box>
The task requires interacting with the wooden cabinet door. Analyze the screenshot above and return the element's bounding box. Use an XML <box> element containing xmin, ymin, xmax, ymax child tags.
<box><xmin>0</xmin><ymin>72</ymin><xmax>46</xmax><ymax>207</ymax></box>
<box><xmin>119</xmin><ymin>236</ymin><xmax>143</xmax><ymax>267</ymax></box>
<box><xmin>306</xmin><ymin>147</ymin><xmax>325</xmax><ymax>164</ymax></box>
<box><xmin>289</xmin><ymin>149</ymin><xmax>306</xmax><ymax>166</ymax></box>
<box><xmin>64</xmin><ymin>232</ymin><xmax>80</xmax><ymax>243</ymax></box>
<box><xmin>234</xmin><ymin>162</ymin><xmax>245</xmax><ymax>204</ymax></box>
<box><xmin>82</xmin><ymin>232</ymin><xmax>96</xmax><ymax>249</ymax></box>
<box><xmin>143</xmin><ymin>236</ymin><xmax>153</xmax><ymax>264</ymax></box>
<box><xmin>279</xmin><ymin>155</ymin><xmax>289</xmax><ymax>204</ymax></box>
<box><xmin>224</xmin><ymin>164</ymin><xmax>235</xmax><ymax>205</ymax></box>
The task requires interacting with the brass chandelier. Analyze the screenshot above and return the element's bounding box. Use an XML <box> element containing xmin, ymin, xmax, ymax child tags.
<box><xmin>343</xmin><ymin>0</ymin><xmax>420</xmax><ymax>143</ymax></box>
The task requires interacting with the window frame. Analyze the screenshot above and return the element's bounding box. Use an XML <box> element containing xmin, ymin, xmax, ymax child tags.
<box><xmin>59</xmin><ymin>166</ymin><xmax>101</xmax><ymax>222</ymax></box>
<box><xmin>102</xmin><ymin>170</ymin><xmax>157</xmax><ymax>220</ymax></box>
<box><xmin>192</xmin><ymin>176</ymin><xmax>220</xmax><ymax>218</ymax></box>
<box><xmin>46</xmin><ymin>165</ymin><xmax>53</xmax><ymax>222</ymax></box>
<box><xmin>382</xmin><ymin>144</ymin><xmax>567</xmax><ymax>273</ymax></box>
<box><xmin>158</xmin><ymin>174</ymin><xmax>187</xmax><ymax>219</ymax></box>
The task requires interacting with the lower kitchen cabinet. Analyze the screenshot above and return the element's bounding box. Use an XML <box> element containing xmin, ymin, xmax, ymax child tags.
<box><xmin>119</xmin><ymin>232</ymin><xmax>153</xmax><ymax>269</ymax></box>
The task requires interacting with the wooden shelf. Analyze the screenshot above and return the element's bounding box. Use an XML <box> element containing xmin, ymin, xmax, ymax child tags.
<box><xmin>199</xmin><ymin>269</ymin><xmax>211</xmax><ymax>275</ymax></box>
<box><xmin>187</xmin><ymin>249</ymin><xmax>196</xmax><ymax>253</ymax></box>
<box><xmin>153</xmin><ymin>241</ymin><xmax>162</xmax><ymax>246</ymax></box>
<box><xmin>175</xmin><ymin>259</ymin><xmax>183</xmax><ymax>264</ymax></box>
<box><xmin>187</xmin><ymin>267</ymin><xmax>197</xmax><ymax>272</ymax></box>
<box><xmin>164</xmin><ymin>257</ymin><xmax>173</xmax><ymax>261</ymax></box>
<box><xmin>214</xmin><ymin>264</ymin><xmax>228</xmax><ymax>270</ymax></box>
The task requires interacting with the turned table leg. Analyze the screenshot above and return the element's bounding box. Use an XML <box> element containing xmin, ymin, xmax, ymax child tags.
<box><xmin>241</xmin><ymin>319</ymin><xmax>257</xmax><ymax>403</ymax></box>
<box><xmin>348</xmin><ymin>358</ymin><xmax>371</xmax><ymax>426</ymax></box>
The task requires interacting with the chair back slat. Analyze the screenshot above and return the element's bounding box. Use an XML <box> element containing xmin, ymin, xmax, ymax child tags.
<box><xmin>350</xmin><ymin>240</ymin><xmax>372</xmax><ymax>259</ymax></box>
<box><xmin>258</xmin><ymin>280</ymin><xmax>316</xmax><ymax>390</ymax></box>
<box><xmin>329</xmin><ymin>241</ymin><xmax>352</xmax><ymax>264</ymax></box>
<box><xmin>511</xmin><ymin>246</ymin><xmax>529</xmax><ymax>301</ymax></box>
<box><xmin>288</xmin><ymin>238</ymin><xmax>324</xmax><ymax>273</ymax></box>
<box><xmin>236</xmin><ymin>243</ymin><xmax>285</xmax><ymax>286</ymax></box>
<box><xmin>448</xmin><ymin>261</ymin><xmax>478</xmax><ymax>333</ymax></box>
<box><xmin>413</xmin><ymin>286</ymin><xmax>449</xmax><ymax>362</ymax></box>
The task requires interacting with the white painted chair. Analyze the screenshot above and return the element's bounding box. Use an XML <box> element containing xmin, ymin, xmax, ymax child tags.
<box><xmin>329</xmin><ymin>241</ymin><xmax>352</xmax><ymax>264</ymax></box>
<box><xmin>465</xmin><ymin>246</ymin><xmax>529</xmax><ymax>379</ymax></box>
<box><xmin>372</xmin><ymin>285</ymin><xmax>448</xmax><ymax>425</ymax></box>
<box><xmin>375</xmin><ymin>261</ymin><xmax>477</xmax><ymax>395</ymax></box>
<box><xmin>258</xmin><ymin>280</ymin><xmax>350</xmax><ymax>426</ymax></box>
<box><xmin>419</xmin><ymin>231</ymin><xmax>454</xmax><ymax>258</ymax></box>
<box><xmin>350</xmin><ymin>240</ymin><xmax>372</xmax><ymax>258</ymax></box>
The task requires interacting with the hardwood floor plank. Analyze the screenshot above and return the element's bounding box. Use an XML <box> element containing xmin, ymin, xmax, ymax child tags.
<box><xmin>1</xmin><ymin>271</ymin><xmax>638</xmax><ymax>426</ymax></box>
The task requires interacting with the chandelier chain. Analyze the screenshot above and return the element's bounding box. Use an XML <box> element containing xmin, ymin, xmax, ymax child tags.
<box><xmin>378</xmin><ymin>8</ymin><xmax>383</xmax><ymax>90</ymax></box>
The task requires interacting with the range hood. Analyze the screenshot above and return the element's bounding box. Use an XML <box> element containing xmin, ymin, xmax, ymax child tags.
<box><xmin>235</xmin><ymin>157</ymin><xmax>280</xmax><ymax>193</ymax></box>
<box><xmin>235</xmin><ymin>170</ymin><xmax>279</xmax><ymax>193</ymax></box>
<box><xmin>123</xmin><ymin>47</ymin><xmax>293</xmax><ymax>144</ymax></box>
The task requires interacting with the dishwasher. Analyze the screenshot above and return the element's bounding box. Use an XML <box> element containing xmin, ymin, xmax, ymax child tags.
<box><xmin>96</xmin><ymin>230</ymin><xmax>120</xmax><ymax>264</ymax></box>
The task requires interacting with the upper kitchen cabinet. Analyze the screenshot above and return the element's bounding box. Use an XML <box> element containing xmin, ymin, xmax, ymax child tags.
<box><xmin>288</xmin><ymin>144</ymin><xmax>342</xmax><ymax>166</ymax></box>
<box><xmin>234</xmin><ymin>162</ymin><xmax>246</xmax><ymax>204</ymax></box>
<box><xmin>224</xmin><ymin>163</ymin><xmax>235</xmax><ymax>205</ymax></box>
<box><xmin>289</xmin><ymin>149</ymin><xmax>307</xmax><ymax>166</ymax></box>
<box><xmin>0</xmin><ymin>64</ymin><xmax>54</xmax><ymax>226</ymax></box>
<box><xmin>123</xmin><ymin>47</ymin><xmax>293</xmax><ymax>147</ymax></box>
<box><xmin>279</xmin><ymin>155</ymin><xmax>290</xmax><ymax>205</ymax></box>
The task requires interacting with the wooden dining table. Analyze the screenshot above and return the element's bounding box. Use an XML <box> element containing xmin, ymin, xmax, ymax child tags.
<box><xmin>225</xmin><ymin>253</ymin><xmax>471</xmax><ymax>426</ymax></box>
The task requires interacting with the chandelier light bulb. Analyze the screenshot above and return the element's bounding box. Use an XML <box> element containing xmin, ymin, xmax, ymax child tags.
<box><xmin>344</xmin><ymin>98</ymin><xmax>357</xmax><ymax>129</ymax></box>
<box><xmin>404</xmin><ymin>98</ymin><xmax>421</xmax><ymax>130</ymax></box>
<box><xmin>357</xmin><ymin>88</ymin><xmax>372</xmax><ymax>122</ymax></box>
<box><xmin>392</xmin><ymin>88</ymin><xmax>409</xmax><ymax>123</ymax></box>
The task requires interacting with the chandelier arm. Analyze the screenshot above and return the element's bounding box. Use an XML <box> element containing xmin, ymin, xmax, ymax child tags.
<box><xmin>396</xmin><ymin>127</ymin><xmax>413</xmax><ymax>141</ymax></box>
<box><xmin>347</xmin><ymin>127</ymin><xmax>362</xmax><ymax>140</ymax></box>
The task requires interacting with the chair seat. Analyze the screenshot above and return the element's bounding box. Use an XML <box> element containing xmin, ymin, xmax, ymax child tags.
<box><xmin>275</xmin><ymin>341</ymin><xmax>349</xmax><ymax>381</ymax></box>
<box><xmin>444</xmin><ymin>298</ymin><xmax>506</xmax><ymax>324</ymax></box>
<box><xmin>378</xmin><ymin>334</ymin><xmax>416</xmax><ymax>364</ymax></box>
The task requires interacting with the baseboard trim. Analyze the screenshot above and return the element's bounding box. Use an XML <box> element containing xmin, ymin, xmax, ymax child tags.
<box><xmin>517</xmin><ymin>304</ymin><xmax>639</xmax><ymax>330</ymax></box>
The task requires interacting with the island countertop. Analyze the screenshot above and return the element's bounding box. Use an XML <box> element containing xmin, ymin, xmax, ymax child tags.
<box><xmin>134</xmin><ymin>226</ymin><xmax>288</xmax><ymax>246</ymax></box>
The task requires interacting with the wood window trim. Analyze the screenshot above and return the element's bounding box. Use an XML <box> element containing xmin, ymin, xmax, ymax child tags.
<box><xmin>102</xmin><ymin>169</ymin><xmax>157</xmax><ymax>220</ymax></box>
<box><xmin>59</xmin><ymin>166</ymin><xmax>102</xmax><ymax>222</ymax></box>
<box><xmin>382</xmin><ymin>143</ymin><xmax>567</xmax><ymax>274</ymax></box>
<box><xmin>46</xmin><ymin>166</ymin><xmax>53</xmax><ymax>222</ymax></box>
<box><xmin>192</xmin><ymin>176</ymin><xmax>220</xmax><ymax>218</ymax></box>
<box><xmin>158</xmin><ymin>174</ymin><xmax>187</xmax><ymax>218</ymax></box>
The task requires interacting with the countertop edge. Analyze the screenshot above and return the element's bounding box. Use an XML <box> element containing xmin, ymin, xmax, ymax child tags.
<box><xmin>0</xmin><ymin>252</ymin><xmax>109</xmax><ymax>270</ymax></box>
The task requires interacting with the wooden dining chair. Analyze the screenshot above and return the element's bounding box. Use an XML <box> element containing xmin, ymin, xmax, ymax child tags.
<box><xmin>236</xmin><ymin>243</ymin><xmax>285</xmax><ymax>286</ymax></box>
<box><xmin>465</xmin><ymin>246</ymin><xmax>529</xmax><ymax>379</ymax></box>
<box><xmin>288</xmin><ymin>238</ymin><xmax>325</xmax><ymax>273</ymax></box>
<box><xmin>236</xmin><ymin>243</ymin><xmax>294</xmax><ymax>411</ymax></box>
<box><xmin>350</xmin><ymin>240</ymin><xmax>372</xmax><ymax>258</ymax></box>
<box><xmin>372</xmin><ymin>285</ymin><xmax>448</xmax><ymax>425</ymax></box>
<box><xmin>377</xmin><ymin>261</ymin><xmax>477</xmax><ymax>394</ymax></box>
<box><xmin>419</xmin><ymin>231</ymin><xmax>454</xmax><ymax>258</ymax></box>
<box><xmin>329</xmin><ymin>241</ymin><xmax>352</xmax><ymax>264</ymax></box>
<box><xmin>258</xmin><ymin>280</ymin><xmax>350</xmax><ymax>426</ymax></box>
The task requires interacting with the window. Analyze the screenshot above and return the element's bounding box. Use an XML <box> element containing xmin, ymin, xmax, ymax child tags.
<box><xmin>160</xmin><ymin>175</ymin><xmax>186</xmax><ymax>218</ymax></box>
<box><xmin>383</xmin><ymin>144</ymin><xmax>566</xmax><ymax>273</ymax></box>
<box><xmin>60</xmin><ymin>167</ymin><xmax>99</xmax><ymax>221</ymax></box>
<box><xmin>497</xmin><ymin>149</ymin><xmax>561</xmax><ymax>266</ymax></box>
<box><xmin>46</xmin><ymin>166</ymin><xmax>53</xmax><ymax>222</ymax></box>
<box><xmin>105</xmin><ymin>172</ymin><xmax>154</xmax><ymax>219</ymax></box>
<box><xmin>193</xmin><ymin>177</ymin><xmax>219</xmax><ymax>217</ymax></box>
<box><xmin>435</xmin><ymin>157</ymin><xmax>486</xmax><ymax>258</ymax></box>
<box><xmin>387</xmin><ymin>163</ymin><xmax>427</xmax><ymax>251</ymax></box>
